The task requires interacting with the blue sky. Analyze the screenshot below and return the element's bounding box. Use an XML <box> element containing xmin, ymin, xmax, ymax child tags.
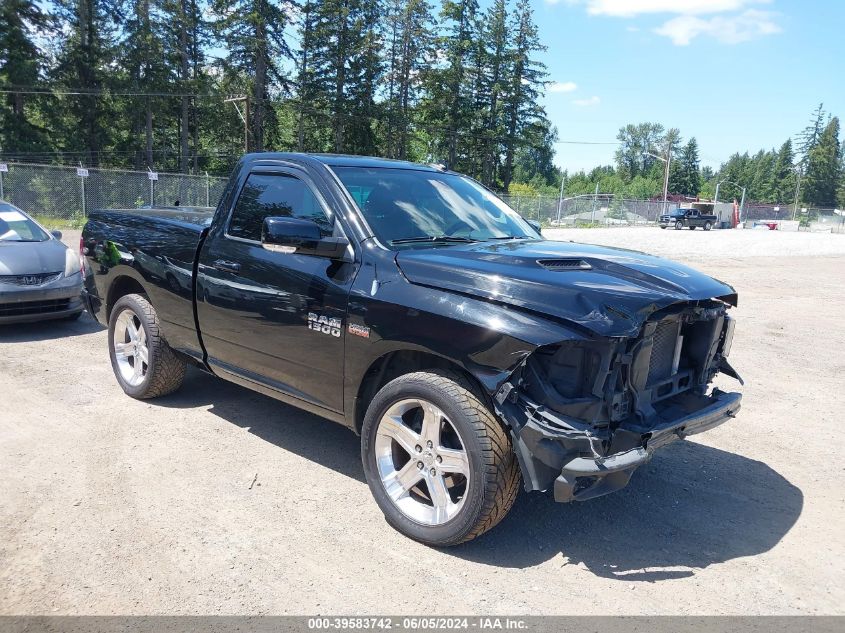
<box><xmin>532</xmin><ymin>0</ymin><xmax>845</xmax><ymax>172</ymax></box>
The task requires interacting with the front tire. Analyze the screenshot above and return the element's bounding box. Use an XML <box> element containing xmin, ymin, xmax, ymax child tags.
<box><xmin>108</xmin><ymin>293</ymin><xmax>186</xmax><ymax>399</ymax></box>
<box><xmin>704</xmin><ymin>221</ymin><xmax>712</xmax><ymax>231</ymax></box>
<box><xmin>675</xmin><ymin>220</ymin><xmax>684</xmax><ymax>230</ymax></box>
<box><xmin>361</xmin><ymin>371</ymin><xmax>520</xmax><ymax>546</ymax></box>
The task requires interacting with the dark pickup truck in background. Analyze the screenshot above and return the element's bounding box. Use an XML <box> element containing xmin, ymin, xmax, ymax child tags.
<box><xmin>81</xmin><ymin>153</ymin><xmax>742</xmax><ymax>546</ymax></box>
<box><xmin>660</xmin><ymin>208</ymin><xmax>718</xmax><ymax>230</ymax></box>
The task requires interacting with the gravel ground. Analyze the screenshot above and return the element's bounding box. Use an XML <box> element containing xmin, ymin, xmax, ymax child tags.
<box><xmin>1</xmin><ymin>228</ymin><xmax>843</xmax><ymax>615</ymax></box>
<box><xmin>543</xmin><ymin>226</ymin><xmax>845</xmax><ymax>259</ymax></box>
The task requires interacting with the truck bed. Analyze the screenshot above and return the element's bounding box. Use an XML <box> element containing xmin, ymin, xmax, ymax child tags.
<box><xmin>82</xmin><ymin>206</ymin><xmax>214</xmax><ymax>359</ymax></box>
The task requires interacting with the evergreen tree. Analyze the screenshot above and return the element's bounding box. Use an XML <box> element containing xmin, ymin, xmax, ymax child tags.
<box><xmin>162</xmin><ymin>0</ymin><xmax>207</xmax><ymax>171</ymax></box>
<box><xmin>798</xmin><ymin>103</ymin><xmax>828</xmax><ymax>166</ymax></box>
<box><xmin>211</xmin><ymin>0</ymin><xmax>295</xmax><ymax>152</ymax></box>
<box><xmin>477</xmin><ymin>0</ymin><xmax>508</xmax><ymax>186</ymax></box>
<box><xmin>50</xmin><ymin>0</ymin><xmax>122</xmax><ymax>166</ymax></box>
<box><xmin>310</xmin><ymin>0</ymin><xmax>384</xmax><ymax>154</ymax></box>
<box><xmin>671</xmin><ymin>138</ymin><xmax>701</xmax><ymax>197</ymax></box>
<box><xmin>428</xmin><ymin>0</ymin><xmax>478</xmax><ymax>168</ymax></box>
<box><xmin>501</xmin><ymin>0</ymin><xmax>547</xmax><ymax>191</ymax></box>
<box><xmin>120</xmin><ymin>0</ymin><xmax>171</xmax><ymax>168</ymax></box>
<box><xmin>769</xmin><ymin>139</ymin><xmax>795</xmax><ymax>203</ymax></box>
<box><xmin>0</xmin><ymin>0</ymin><xmax>50</xmax><ymax>155</ymax></box>
<box><xmin>383</xmin><ymin>0</ymin><xmax>434</xmax><ymax>159</ymax></box>
<box><xmin>803</xmin><ymin>117</ymin><xmax>841</xmax><ymax>208</ymax></box>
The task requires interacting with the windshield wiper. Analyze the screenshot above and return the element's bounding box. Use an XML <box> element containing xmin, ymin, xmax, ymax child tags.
<box><xmin>487</xmin><ymin>235</ymin><xmax>530</xmax><ymax>240</ymax></box>
<box><xmin>390</xmin><ymin>235</ymin><xmax>479</xmax><ymax>245</ymax></box>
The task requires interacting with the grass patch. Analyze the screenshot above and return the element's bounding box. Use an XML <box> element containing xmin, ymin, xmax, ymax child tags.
<box><xmin>32</xmin><ymin>214</ymin><xmax>87</xmax><ymax>231</ymax></box>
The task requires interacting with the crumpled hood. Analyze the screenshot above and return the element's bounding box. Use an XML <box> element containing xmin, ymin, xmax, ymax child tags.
<box><xmin>395</xmin><ymin>239</ymin><xmax>737</xmax><ymax>337</ymax></box>
<box><xmin>0</xmin><ymin>239</ymin><xmax>68</xmax><ymax>276</ymax></box>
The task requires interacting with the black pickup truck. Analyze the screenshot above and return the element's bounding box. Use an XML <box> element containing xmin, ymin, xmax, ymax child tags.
<box><xmin>81</xmin><ymin>153</ymin><xmax>742</xmax><ymax>546</ymax></box>
<box><xmin>659</xmin><ymin>208</ymin><xmax>718</xmax><ymax>230</ymax></box>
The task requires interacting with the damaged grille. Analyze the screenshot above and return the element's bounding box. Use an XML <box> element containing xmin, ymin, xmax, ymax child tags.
<box><xmin>648</xmin><ymin>320</ymin><xmax>681</xmax><ymax>386</ymax></box>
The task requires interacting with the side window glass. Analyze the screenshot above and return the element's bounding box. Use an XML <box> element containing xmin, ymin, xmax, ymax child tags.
<box><xmin>228</xmin><ymin>173</ymin><xmax>332</xmax><ymax>241</ymax></box>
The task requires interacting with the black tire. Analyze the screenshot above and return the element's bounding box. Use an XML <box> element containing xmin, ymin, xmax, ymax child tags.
<box><xmin>361</xmin><ymin>370</ymin><xmax>521</xmax><ymax>546</ymax></box>
<box><xmin>690</xmin><ymin>226</ymin><xmax>696</xmax><ymax>230</ymax></box>
<box><xmin>704</xmin><ymin>221</ymin><xmax>712</xmax><ymax>231</ymax></box>
<box><xmin>108</xmin><ymin>293</ymin><xmax>186</xmax><ymax>399</ymax></box>
<box><xmin>675</xmin><ymin>220</ymin><xmax>684</xmax><ymax>230</ymax></box>
<box><xmin>660</xmin><ymin>226</ymin><xmax>667</xmax><ymax>229</ymax></box>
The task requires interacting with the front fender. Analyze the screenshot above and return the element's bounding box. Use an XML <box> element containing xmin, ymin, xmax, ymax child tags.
<box><xmin>343</xmin><ymin>264</ymin><xmax>588</xmax><ymax>423</ymax></box>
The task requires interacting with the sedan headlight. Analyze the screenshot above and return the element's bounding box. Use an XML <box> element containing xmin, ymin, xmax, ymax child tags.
<box><xmin>64</xmin><ymin>247</ymin><xmax>81</xmax><ymax>277</ymax></box>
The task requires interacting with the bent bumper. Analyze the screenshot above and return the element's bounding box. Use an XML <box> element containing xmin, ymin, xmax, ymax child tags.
<box><xmin>504</xmin><ymin>390</ymin><xmax>741</xmax><ymax>503</ymax></box>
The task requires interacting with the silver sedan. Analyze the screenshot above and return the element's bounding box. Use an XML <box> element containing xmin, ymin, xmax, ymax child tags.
<box><xmin>0</xmin><ymin>201</ymin><xmax>84</xmax><ymax>323</ymax></box>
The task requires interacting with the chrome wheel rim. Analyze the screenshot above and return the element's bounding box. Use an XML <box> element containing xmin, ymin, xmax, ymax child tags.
<box><xmin>375</xmin><ymin>398</ymin><xmax>470</xmax><ymax>526</ymax></box>
<box><xmin>113</xmin><ymin>309</ymin><xmax>149</xmax><ymax>387</ymax></box>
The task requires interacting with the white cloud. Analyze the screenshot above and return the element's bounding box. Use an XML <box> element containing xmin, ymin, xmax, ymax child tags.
<box><xmin>567</xmin><ymin>0</ymin><xmax>771</xmax><ymax>17</ymax></box>
<box><xmin>553</xmin><ymin>0</ymin><xmax>782</xmax><ymax>46</ymax></box>
<box><xmin>572</xmin><ymin>96</ymin><xmax>601</xmax><ymax>107</ymax></box>
<box><xmin>654</xmin><ymin>9</ymin><xmax>781</xmax><ymax>45</ymax></box>
<box><xmin>549</xmin><ymin>81</ymin><xmax>578</xmax><ymax>93</ymax></box>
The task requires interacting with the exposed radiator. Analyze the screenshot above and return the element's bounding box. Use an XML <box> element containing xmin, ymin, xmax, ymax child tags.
<box><xmin>648</xmin><ymin>320</ymin><xmax>681</xmax><ymax>386</ymax></box>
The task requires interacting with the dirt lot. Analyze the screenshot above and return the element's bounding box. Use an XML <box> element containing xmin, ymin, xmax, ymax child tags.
<box><xmin>1</xmin><ymin>227</ymin><xmax>843</xmax><ymax>615</ymax></box>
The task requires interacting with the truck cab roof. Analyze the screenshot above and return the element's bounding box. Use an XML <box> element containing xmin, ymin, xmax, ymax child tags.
<box><xmin>241</xmin><ymin>152</ymin><xmax>448</xmax><ymax>173</ymax></box>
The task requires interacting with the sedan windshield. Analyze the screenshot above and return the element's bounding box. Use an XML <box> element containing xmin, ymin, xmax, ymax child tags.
<box><xmin>0</xmin><ymin>203</ymin><xmax>49</xmax><ymax>242</ymax></box>
<box><xmin>332</xmin><ymin>167</ymin><xmax>540</xmax><ymax>247</ymax></box>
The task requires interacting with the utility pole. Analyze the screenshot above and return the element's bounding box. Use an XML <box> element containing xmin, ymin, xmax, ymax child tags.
<box><xmin>556</xmin><ymin>174</ymin><xmax>566</xmax><ymax>224</ymax></box>
<box><xmin>792</xmin><ymin>168</ymin><xmax>802</xmax><ymax>221</ymax></box>
<box><xmin>644</xmin><ymin>150</ymin><xmax>671</xmax><ymax>213</ymax></box>
<box><xmin>225</xmin><ymin>95</ymin><xmax>250</xmax><ymax>153</ymax></box>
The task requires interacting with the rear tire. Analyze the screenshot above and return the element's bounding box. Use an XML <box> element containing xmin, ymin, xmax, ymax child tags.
<box><xmin>361</xmin><ymin>371</ymin><xmax>520</xmax><ymax>546</ymax></box>
<box><xmin>108</xmin><ymin>293</ymin><xmax>186</xmax><ymax>399</ymax></box>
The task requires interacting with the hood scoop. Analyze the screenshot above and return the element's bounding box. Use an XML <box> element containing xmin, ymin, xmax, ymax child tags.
<box><xmin>537</xmin><ymin>258</ymin><xmax>592</xmax><ymax>271</ymax></box>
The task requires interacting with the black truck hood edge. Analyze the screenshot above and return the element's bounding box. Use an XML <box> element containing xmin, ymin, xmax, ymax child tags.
<box><xmin>395</xmin><ymin>239</ymin><xmax>737</xmax><ymax>337</ymax></box>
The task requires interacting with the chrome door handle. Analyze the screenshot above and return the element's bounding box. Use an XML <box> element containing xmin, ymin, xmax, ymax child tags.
<box><xmin>213</xmin><ymin>259</ymin><xmax>241</xmax><ymax>274</ymax></box>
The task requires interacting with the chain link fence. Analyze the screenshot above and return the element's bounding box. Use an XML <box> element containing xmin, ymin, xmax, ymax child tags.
<box><xmin>0</xmin><ymin>162</ymin><xmax>228</xmax><ymax>225</ymax></box>
<box><xmin>742</xmin><ymin>203</ymin><xmax>845</xmax><ymax>232</ymax></box>
<box><xmin>500</xmin><ymin>193</ymin><xmax>679</xmax><ymax>226</ymax></box>
<box><xmin>2</xmin><ymin>162</ymin><xmax>840</xmax><ymax>233</ymax></box>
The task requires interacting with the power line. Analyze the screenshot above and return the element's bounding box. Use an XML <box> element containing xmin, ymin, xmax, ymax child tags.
<box><xmin>0</xmin><ymin>87</ymin><xmax>206</xmax><ymax>98</ymax></box>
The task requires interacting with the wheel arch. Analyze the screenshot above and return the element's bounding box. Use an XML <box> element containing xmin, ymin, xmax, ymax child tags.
<box><xmin>106</xmin><ymin>273</ymin><xmax>148</xmax><ymax>320</ymax></box>
<box><xmin>353</xmin><ymin>349</ymin><xmax>494</xmax><ymax>435</ymax></box>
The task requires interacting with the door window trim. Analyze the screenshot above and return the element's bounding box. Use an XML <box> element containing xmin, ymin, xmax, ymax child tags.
<box><xmin>222</xmin><ymin>167</ymin><xmax>351</xmax><ymax>254</ymax></box>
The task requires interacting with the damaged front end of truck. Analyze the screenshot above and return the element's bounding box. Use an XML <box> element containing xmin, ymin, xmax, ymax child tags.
<box><xmin>494</xmin><ymin>298</ymin><xmax>742</xmax><ymax>502</ymax></box>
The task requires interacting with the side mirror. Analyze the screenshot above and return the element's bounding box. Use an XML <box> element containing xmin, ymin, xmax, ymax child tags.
<box><xmin>51</xmin><ymin>230</ymin><xmax>63</xmax><ymax>240</ymax></box>
<box><xmin>261</xmin><ymin>216</ymin><xmax>349</xmax><ymax>260</ymax></box>
<box><xmin>526</xmin><ymin>219</ymin><xmax>542</xmax><ymax>234</ymax></box>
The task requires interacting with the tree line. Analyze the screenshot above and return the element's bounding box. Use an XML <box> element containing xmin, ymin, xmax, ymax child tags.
<box><xmin>0</xmin><ymin>0</ymin><xmax>556</xmax><ymax>191</ymax></box>
<box><xmin>518</xmin><ymin>105</ymin><xmax>843</xmax><ymax>209</ymax></box>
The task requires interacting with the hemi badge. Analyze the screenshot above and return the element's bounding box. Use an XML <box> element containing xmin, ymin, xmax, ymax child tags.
<box><xmin>348</xmin><ymin>323</ymin><xmax>370</xmax><ymax>339</ymax></box>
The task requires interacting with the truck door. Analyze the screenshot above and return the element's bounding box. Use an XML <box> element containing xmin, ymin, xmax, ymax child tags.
<box><xmin>196</xmin><ymin>165</ymin><xmax>356</xmax><ymax>415</ymax></box>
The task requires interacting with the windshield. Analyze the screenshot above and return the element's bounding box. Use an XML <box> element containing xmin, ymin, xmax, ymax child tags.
<box><xmin>0</xmin><ymin>203</ymin><xmax>50</xmax><ymax>242</ymax></box>
<box><xmin>332</xmin><ymin>167</ymin><xmax>540</xmax><ymax>247</ymax></box>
